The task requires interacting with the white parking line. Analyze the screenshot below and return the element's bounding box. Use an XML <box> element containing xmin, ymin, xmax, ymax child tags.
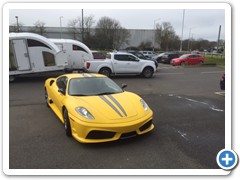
<box><xmin>157</xmin><ymin>73</ymin><xmax>184</xmax><ymax>75</ymax></box>
<box><xmin>215</xmin><ymin>92</ymin><xmax>225</xmax><ymax>96</ymax></box>
<box><xmin>201</xmin><ymin>71</ymin><xmax>224</xmax><ymax>74</ymax></box>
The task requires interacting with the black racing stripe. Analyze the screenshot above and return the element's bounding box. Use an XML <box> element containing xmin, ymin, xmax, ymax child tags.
<box><xmin>108</xmin><ymin>95</ymin><xmax>127</xmax><ymax>117</ymax></box>
<box><xmin>99</xmin><ymin>96</ymin><xmax>123</xmax><ymax>117</ymax></box>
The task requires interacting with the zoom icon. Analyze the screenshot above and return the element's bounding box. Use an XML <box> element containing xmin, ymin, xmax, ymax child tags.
<box><xmin>216</xmin><ymin>149</ymin><xmax>238</xmax><ymax>170</ymax></box>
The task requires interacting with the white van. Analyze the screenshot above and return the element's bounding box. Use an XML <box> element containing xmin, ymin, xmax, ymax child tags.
<box><xmin>9</xmin><ymin>33</ymin><xmax>67</xmax><ymax>82</ymax></box>
<box><xmin>49</xmin><ymin>39</ymin><xmax>93</xmax><ymax>71</ymax></box>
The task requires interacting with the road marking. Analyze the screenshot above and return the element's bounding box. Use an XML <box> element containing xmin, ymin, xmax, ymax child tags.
<box><xmin>177</xmin><ymin>130</ymin><xmax>189</xmax><ymax>141</ymax></box>
<box><xmin>99</xmin><ymin>96</ymin><xmax>123</xmax><ymax>117</ymax></box>
<box><xmin>215</xmin><ymin>92</ymin><xmax>225</xmax><ymax>96</ymax></box>
<box><xmin>169</xmin><ymin>94</ymin><xmax>224</xmax><ymax>112</ymax></box>
<box><xmin>201</xmin><ymin>71</ymin><xmax>224</xmax><ymax>74</ymax></box>
<box><xmin>157</xmin><ymin>73</ymin><xmax>184</xmax><ymax>75</ymax></box>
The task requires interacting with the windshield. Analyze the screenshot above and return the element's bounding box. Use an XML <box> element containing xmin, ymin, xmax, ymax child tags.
<box><xmin>68</xmin><ymin>77</ymin><xmax>123</xmax><ymax>96</ymax></box>
<box><xmin>180</xmin><ymin>54</ymin><xmax>189</xmax><ymax>58</ymax></box>
<box><xmin>134</xmin><ymin>52</ymin><xmax>145</xmax><ymax>59</ymax></box>
<box><xmin>158</xmin><ymin>53</ymin><xmax>165</xmax><ymax>57</ymax></box>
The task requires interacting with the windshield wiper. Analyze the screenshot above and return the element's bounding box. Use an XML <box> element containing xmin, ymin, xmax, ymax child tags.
<box><xmin>96</xmin><ymin>92</ymin><xmax>119</xmax><ymax>95</ymax></box>
<box><xmin>70</xmin><ymin>94</ymin><xmax>88</xmax><ymax>96</ymax></box>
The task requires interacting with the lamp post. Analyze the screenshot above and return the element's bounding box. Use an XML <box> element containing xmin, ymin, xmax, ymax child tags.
<box><xmin>190</xmin><ymin>33</ymin><xmax>194</xmax><ymax>51</ymax></box>
<box><xmin>82</xmin><ymin>9</ymin><xmax>84</xmax><ymax>42</ymax></box>
<box><xmin>180</xmin><ymin>9</ymin><xmax>185</xmax><ymax>52</ymax></box>
<box><xmin>60</xmin><ymin>16</ymin><xmax>63</xmax><ymax>38</ymax></box>
<box><xmin>188</xmin><ymin>28</ymin><xmax>192</xmax><ymax>52</ymax></box>
<box><xmin>153</xmin><ymin>18</ymin><xmax>161</xmax><ymax>51</ymax></box>
<box><xmin>15</xmin><ymin>16</ymin><xmax>19</xmax><ymax>32</ymax></box>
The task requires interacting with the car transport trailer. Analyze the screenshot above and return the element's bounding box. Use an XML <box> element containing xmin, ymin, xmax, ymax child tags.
<box><xmin>9</xmin><ymin>32</ymin><xmax>67</xmax><ymax>82</ymax></box>
<box><xmin>49</xmin><ymin>39</ymin><xmax>93</xmax><ymax>72</ymax></box>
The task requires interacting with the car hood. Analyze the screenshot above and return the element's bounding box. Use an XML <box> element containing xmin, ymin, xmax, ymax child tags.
<box><xmin>70</xmin><ymin>92</ymin><xmax>143</xmax><ymax>123</ymax></box>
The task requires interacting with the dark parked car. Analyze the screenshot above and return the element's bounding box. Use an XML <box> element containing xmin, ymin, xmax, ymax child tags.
<box><xmin>161</xmin><ymin>53</ymin><xmax>179</xmax><ymax>64</ymax></box>
<box><xmin>220</xmin><ymin>73</ymin><xmax>225</xmax><ymax>90</ymax></box>
<box><xmin>92</xmin><ymin>51</ymin><xmax>106</xmax><ymax>60</ymax></box>
<box><xmin>128</xmin><ymin>51</ymin><xmax>158</xmax><ymax>68</ymax></box>
<box><xmin>152</xmin><ymin>53</ymin><xmax>166</xmax><ymax>63</ymax></box>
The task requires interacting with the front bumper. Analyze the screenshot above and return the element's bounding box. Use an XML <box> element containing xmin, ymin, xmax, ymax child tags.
<box><xmin>68</xmin><ymin>113</ymin><xmax>154</xmax><ymax>143</ymax></box>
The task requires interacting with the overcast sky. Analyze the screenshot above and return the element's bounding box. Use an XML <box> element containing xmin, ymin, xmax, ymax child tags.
<box><xmin>9</xmin><ymin>8</ymin><xmax>225</xmax><ymax>41</ymax></box>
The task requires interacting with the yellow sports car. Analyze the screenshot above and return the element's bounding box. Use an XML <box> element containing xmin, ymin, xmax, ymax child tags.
<box><xmin>44</xmin><ymin>73</ymin><xmax>154</xmax><ymax>143</ymax></box>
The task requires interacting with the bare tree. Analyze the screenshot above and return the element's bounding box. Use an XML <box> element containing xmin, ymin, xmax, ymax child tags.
<box><xmin>95</xmin><ymin>16</ymin><xmax>130</xmax><ymax>50</ymax></box>
<box><xmin>68</xmin><ymin>19</ymin><xmax>79</xmax><ymax>40</ymax></box>
<box><xmin>67</xmin><ymin>15</ymin><xmax>95</xmax><ymax>42</ymax></box>
<box><xmin>155</xmin><ymin>22</ymin><xmax>179</xmax><ymax>51</ymax></box>
<box><xmin>32</xmin><ymin>20</ymin><xmax>46</xmax><ymax>35</ymax></box>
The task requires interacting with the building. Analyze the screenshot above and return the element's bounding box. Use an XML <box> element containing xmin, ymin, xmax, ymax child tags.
<box><xmin>9</xmin><ymin>26</ymin><xmax>159</xmax><ymax>49</ymax></box>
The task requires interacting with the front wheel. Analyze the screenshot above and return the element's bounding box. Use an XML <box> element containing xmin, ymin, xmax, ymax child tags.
<box><xmin>181</xmin><ymin>62</ymin><xmax>186</xmax><ymax>66</ymax></box>
<box><xmin>142</xmin><ymin>67</ymin><xmax>154</xmax><ymax>78</ymax></box>
<box><xmin>63</xmin><ymin>109</ymin><xmax>72</xmax><ymax>137</ymax></box>
<box><xmin>9</xmin><ymin>75</ymin><xmax>15</xmax><ymax>82</ymax></box>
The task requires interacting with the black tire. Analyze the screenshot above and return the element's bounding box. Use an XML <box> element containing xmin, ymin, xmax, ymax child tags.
<box><xmin>63</xmin><ymin>108</ymin><xmax>72</xmax><ymax>137</ymax></box>
<box><xmin>45</xmin><ymin>88</ymin><xmax>50</xmax><ymax>108</ymax></box>
<box><xmin>99</xmin><ymin>68</ymin><xmax>111</xmax><ymax>77</ymax></box>
<box><xmin>181</xmin><ymin>62</ymin><xmax>186</xmax><ymax>66</ymax></box>
<box><xmin>9</xmin><ymin>76</ymin><xmax>15</xmax><ymax>83</ymax></box>
<box><xmin>142</xmin><ymin>67</ymin><xmax>154</xmax><ymax>78</ymax></box>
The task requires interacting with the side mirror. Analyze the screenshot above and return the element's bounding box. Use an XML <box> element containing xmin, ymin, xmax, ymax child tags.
<box><xmin>122</xmin><ymin>84</ymin><xmax>127</xmax><ymax>89</ymax></box>
<box><xmin>50</xmin><ymin>80</ymin><xmax>55</xmax><ymax>86</ymax></box>
<box><xmin>58</xmin><ymin>88</ymin><xmax>65</xmax><ymax>95</ymax></box>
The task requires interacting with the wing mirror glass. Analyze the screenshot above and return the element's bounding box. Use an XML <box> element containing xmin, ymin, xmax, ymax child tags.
<box><xmin>122</xmin><ymin>84</ymin><xmax>127</xmax><ymax>89</ymax></box>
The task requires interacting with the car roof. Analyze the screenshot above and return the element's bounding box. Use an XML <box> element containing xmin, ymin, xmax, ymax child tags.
<box><xmin>59</xmin><ymin>73</ymin><xmax>106</xmax><ymax>79</ymax></box>
<box><xmin>110</xmin><ymin>52</ymin><xmax>130</xmax><ymax>55</ymax></box>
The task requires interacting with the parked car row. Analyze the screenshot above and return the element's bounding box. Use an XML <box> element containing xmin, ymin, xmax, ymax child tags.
<box><xmin>152</xmin><ymin>52</ymin><xmax>205</xmax><ymax>66</ymax></box>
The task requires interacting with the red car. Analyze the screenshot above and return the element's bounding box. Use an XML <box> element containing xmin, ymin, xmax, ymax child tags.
<box><xmin>220</xmin><ymin>73</ymin><xmax>225</xmax><ymax>90</ymax></box>
<box><xmin>171</xmin><ymin>54</ymin><xmax>205</xmax><ymax>66</ymax></box>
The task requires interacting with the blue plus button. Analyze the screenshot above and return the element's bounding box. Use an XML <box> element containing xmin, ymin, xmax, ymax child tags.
<box><xmin>217</xmin><ymin>149</ymin><xmax>238</xmax><ymax>170</ymax></box>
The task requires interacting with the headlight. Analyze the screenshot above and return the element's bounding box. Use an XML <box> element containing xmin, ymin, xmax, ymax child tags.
<box><xmin>75</xmin><ymin>107</ymin><xmax>94</xmax><ymax>119</ymax></box>
<box><xmin>140</xmin><ymin>99</ymin><xmax>149</xmax><ymax>111</ymax></box>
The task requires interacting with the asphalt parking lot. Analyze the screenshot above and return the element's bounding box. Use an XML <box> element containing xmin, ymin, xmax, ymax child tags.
<box><xmin>9</xmin><ymin>64</ymin><xmax>225</xmax><ymax>169</ymax></box>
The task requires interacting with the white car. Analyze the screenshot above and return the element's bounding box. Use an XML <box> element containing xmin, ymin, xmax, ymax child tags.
<box><xmin>141</xmin><ymin>51</ymin><xmax>156</xmax><ymax>58</ymax></box>
<box><xmin>84</xmin><ymin>52</ymin><xmax>156</xmax><ymax>78</ymax></box>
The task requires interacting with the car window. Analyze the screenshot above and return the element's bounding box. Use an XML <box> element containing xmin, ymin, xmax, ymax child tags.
<box><xmin>106</xmin><ymin>54</ymin><xmax>111</xmax><ymax>59</ymax></box>
<box><xmin>128</xmin><ymin>55</ymin><xmax>137</xmax><ymax>61</ymax></box>
<box><xmin>180</xmin><ymin>54</ymin><xmax>189</xmax><ymax>58</ymax></box>
<box><xmin>68</xmin><ymin>77</ymin><xmax>123</xmax><ymax>96</ymax></box>
<box><xmin>114</xmin><ymin>54</ymin><xmax>129</xmax><ymax>61</ymax></box>
<box><xmin>56</xmin><ymin>76</ymin><xmax>68</xmax><ymax>93</ymax></box>
<box><xmin>72</xmin><ymin>45</ymin><xmax>89</xmax><ymax>54</ymax></box>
